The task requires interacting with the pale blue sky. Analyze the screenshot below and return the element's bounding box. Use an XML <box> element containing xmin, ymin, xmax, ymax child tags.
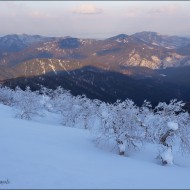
<box><xmin>0</xmin><ymin>1</ymin><xmax>190</xmax><ymax>38</ymax></box>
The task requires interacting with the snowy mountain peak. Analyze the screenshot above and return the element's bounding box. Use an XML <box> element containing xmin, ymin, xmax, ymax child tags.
<box><xmin>133</xmin><ymin>31</ymin><xmax>190</xmax><ymax>49</ymax></box>
<box><xmin>106</xmin><ymin>34</ymin><xmax>128</xmax><ymax>42</ymax></box>
<box><xmin>0</xmin><ymin>34</ymin><xmax>54</xmax><ymax>52</ymax></box>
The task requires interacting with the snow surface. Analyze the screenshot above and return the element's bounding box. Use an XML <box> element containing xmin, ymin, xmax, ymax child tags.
<box><xmin>161</xmin><ymin>147</ymin><xmax>174</xmax><ymax>165</ymax></box>
<box><xmin>167</xmin><ymin>121</ymin><xmax>178</xmax><ymax>131</ymax></box>
<box><xmin>0</xmin><ymin>103</ymin><xmax>190</xmax><ymax>189</ymax></box>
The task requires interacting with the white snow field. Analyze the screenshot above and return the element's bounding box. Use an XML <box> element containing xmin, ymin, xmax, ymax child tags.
<box><xmin>0</xmin><ymin>103</ymin><xmax>190</xmax><ymax>189</ymax></box>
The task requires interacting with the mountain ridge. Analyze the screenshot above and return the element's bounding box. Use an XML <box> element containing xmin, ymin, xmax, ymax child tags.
<box><xmin>0</xmin><ymin>31</ymin><xmax>190</xmax><ymax>105</ymax></box>
<box><xmin>0</xmin><ymin>31</ymin><xmax>190</xmax><ymax>81</ymax></box>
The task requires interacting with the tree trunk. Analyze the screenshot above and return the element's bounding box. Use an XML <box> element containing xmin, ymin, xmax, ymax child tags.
<box><xmin>159</xmin><ymin>129</ymin><xmax>174</xmax><ymax>165</ymax></box>
<box><xmin>117</xmin><ymin>140</ymin><xmax>126</xmax><ymax>156</ymax></box>
<box><xmin>160</xmin><ymin>129</ymin><xmax>174</xmax><ymax>147</ymax></box>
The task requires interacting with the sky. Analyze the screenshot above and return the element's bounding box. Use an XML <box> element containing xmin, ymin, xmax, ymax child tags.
<box><xmin>0</xmin><ymin>1</ymin><xmax>190</xmax><ymax>39</ymax></box>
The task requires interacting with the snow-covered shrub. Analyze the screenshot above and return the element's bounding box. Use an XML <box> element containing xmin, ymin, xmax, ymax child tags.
<box><xmin>93</xmin><ymin>99</ymin><xmax>145</xmax><ymax>156</ymax></box>
<box><xmin>50</xmin><ymin>87</ymin><xmax>99</xmax><ymax>129</ymax></box>
<box><xmin>1</xmin><ymin>85</ymin><xmax>190</xmax><ymax>165</ymax></box>
<box><xmin>172</xmin><ymin>112</ymin><xmax>190</xmax><ymax>156</ymax></box>
<box><xmin>13</xmin><ymin>86</ymin><xmax>42</xmax><ymax>120</ymax></box>
<box><xmin>39</xmin><ymin>86</ymin><xmax>53</xmax><ymax>111</ymax></box>
<box><xmin>0</xmin><ymin>85</ymin><xmax>15</xmax><ymax>106</ymax></box>
<box><xmin>65</xmin><ymin>95</ymin><xmax>84</xmax><ymax>128</ymax></box>
<box><xmin>114</xmin><ymin>99</ymin><xmax>145</xmax><ymax>155</ymax></box>
<box><xmin>143</xmin><ymin>99</ymin><xmax>190</xmax><ymax>165</ymax></box>
<box><xmin>50</xmin><ymin>86</ymin><xmax>69</xmax><ymax>114</ymax></box>
<box><xmin>50</xmin><ymin>86</ymin><xmax>77</xmax><ymax>127</ymax></box>
<box><xmin>160</xmin><ymin>146</ymin><xmax>173</xmax><ymax>165</ymax></box>
<box><xmin>139</xmin><ymin>100</ymin><xmax>153</xmax><ymax>141</ymax></box>
<box><xmin>74</xmin><ymin>95</ymin><xmax>99</xmax><ymax>129</ymax></box>
<box><xmin>91</xmin><ymin>101</ymin><xmax>116</xmax><ymax>150</ymax></box>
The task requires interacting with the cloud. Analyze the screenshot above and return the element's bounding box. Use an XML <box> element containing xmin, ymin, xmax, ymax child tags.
<box><xmin>150</xmin><ymin>4</ymin><xmax>180</xmax><ymax>15</ymax></box>
<box><xmin>0</xmin><ymin>1</ymin><xmax>18</xmax><ymax>9</ymax></box>
<box><xmin>28</xmin><ymin>11</ymin><xmax>43</xmax><ymax>18</ymax></box>
<box><xmin>122</xmin><ymin>4</ymin><xmax>181</xmax><ymax>19</ymax></box>
<box><xmin>125</xmin><ymin>9</ymin><xmax>141</xmax><ymax>18</ymax></box>
<box><xmin>122</xmin><ymin>6</ymin><xmax>150</xmax><ymax>19</ymax></box>
<box><xmin>73</xmin><ymin>4</ymin><xmax>102</xmax><ymax>15</ymax></box>
<box><xmin>28</xmin><ymin>11</ymin><xmax>56</xmax><ymax>19</ymax></box>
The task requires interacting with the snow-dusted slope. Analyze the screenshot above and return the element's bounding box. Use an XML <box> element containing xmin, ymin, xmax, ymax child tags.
<box><xmin>0</xmin><ymin>103</ymin><xmax>190</xmax><ymax>189</ymax></box>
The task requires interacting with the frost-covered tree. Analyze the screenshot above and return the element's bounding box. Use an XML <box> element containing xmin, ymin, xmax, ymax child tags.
<box><xmin>114</xmin><ymin>99</ymin><xmax>145</xmax><ymax>155</ymax></box>
<box><xmin>139</xmin><ymin>100</ymin><xmax>153</xmax><ymax>140</ymax></box>
<box><xmin>50</xmin><ymin>87</ymin><xmax>77</xmax><ymax>126</ymax></box>
<box><xmin>74</xmin><ymin>95</ymin><xmax>98</xmax><ymax>129</ymax></box>
<box><xmin>92</xmin><ymin>101</ymin><xmax>114</xmax><ymax>148</ymax></box>
<box><xmin>175</xmin><ymin>112</ymin><xmax>190</xmax><ymax>156</ymax></box>
<box><xmin>0</xmin><ymin>85</ymin><xmax>15</xmax><ymax>106</ymax></box>
<box><xmin>93</xmin><ymin>99</ymin><xmax>144</xmax><ymax>156</ymax></box>
<box><xmin>144</xmin><ymin>99</ymin><xmax>190</xmax><ymax>165</ymax></box>
<box><xmin>65</xmin><ymin>95</ymin><xmax>84</xmax><ymax>128</ymax></box>
<box><xmin>50</xmin><ymin>86</ymin><xmax>69</xmax><ymax>113</ymax></box>
<box><xmin>13</xmin><ymin>86</ymin><xmax>42</xmax><ymax>120</ymax></box>
<box><xmin>39</xmin><ymin>86</ymin><xmax>53</xmax><ymax>111</ymax></box>
<box><xmin>86</xmin><ymin>99</ymin><xmax>102</xmax><ymax>130</ymax></box>
<box><xmin>2</xmin><ymin>84</ymin><xmax>190</xmax><ymax>164</ymax></box>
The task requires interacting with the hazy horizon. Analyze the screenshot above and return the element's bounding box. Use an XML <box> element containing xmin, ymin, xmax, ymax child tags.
<box><xmin>1</xmin><ymin>31</ymin><xmax>190</xmax><ymax>40</ymax></box>
<box><xmin>0</xmin><ymin>1</ymin><xmax>190</xmax><ymax>38</ymax></box>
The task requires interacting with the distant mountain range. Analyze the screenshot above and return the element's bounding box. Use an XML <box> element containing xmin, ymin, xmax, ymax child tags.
<box><xmin>1</xmin><ymin>31</ymin><xmax>190</xmax><ymax>106</ymax></box>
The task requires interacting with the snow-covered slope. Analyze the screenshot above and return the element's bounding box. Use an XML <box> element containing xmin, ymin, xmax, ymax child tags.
<box><xmin>0</xmin><ymin>34</ymin><xmax>53</xmax><ymax>52</ymax></box>
<box><xmin>133</xmin><ymin>31</ymin><xmax>190</xmax><ymax>49</ymax></box>
<box><xmin>0</xmin><ymin>103</ymin><xmax>190</xmax><ymax>189</ymax></box>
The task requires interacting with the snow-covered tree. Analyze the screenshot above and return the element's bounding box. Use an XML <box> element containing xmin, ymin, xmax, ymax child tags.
<box><xmin>13</xmin><ymin>86</ymin><xmax>42</xmax><ymax>120</ymax></box>
<box><xmin>1</xmin><ymin>84</ymin><xmax>190</xmax><ymax>164</ymax></box>
<box><xmin>139</xmin><ymin>100</ymin><xmax>153</xmax><ymax>141</ymax></box>
<box><xmin>144</xmin><ymin>99</ymin><xmax>190</xmax><ymax>165</ymax></box>
<box><xmin>50</xmin><ymin>87</ymin><xmax>77</xmax><ymax>126</ymax></box>
<box><xmin>39</xmin><ymin>86</ymin><xmax>53</xmax><ymax>111</ymax></box>
<box><xmin>92</xmin><ymin>101</ymin><xmax>113</xmax><ymax>147</ymax></box>
<box><xmin>65</xmin><ymin>95</ymin><xmax>83</xmax><ymax>128</ymax></box>
<box><xmin>74</xmin><ymin>95</ymin><xmax>98</xmax><ymax>129</ymax></box>
<box><xmin>50</xmin><ymin>86</ymin><xmax>69</xmax><ymax>113</ymax></box>
<box><xmin>114</xmin><ymin>99</ymin><xmax>144</xmax><ymax>155</ymax></box>
<box><xmin>0</xmin><ymin>85</ymin><xmax>15</xmax><ymax>106</ymax></box>
<box><xmin>170</xmin><ymin>112</ymin><xmax>190</xmax><ymax>155</ymax></box>
<box><xmin>93</xmin><ymin>99</ymin><xmax>144</xmax><ymax>156</ymax></box>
